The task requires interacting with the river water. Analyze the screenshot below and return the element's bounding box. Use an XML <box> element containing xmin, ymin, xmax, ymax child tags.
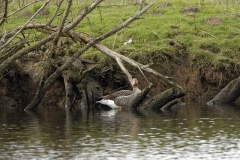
<box><xmin>1</xmin><ymin>102</ymin><xmax>240</xmax><ymax>160</ymax></box>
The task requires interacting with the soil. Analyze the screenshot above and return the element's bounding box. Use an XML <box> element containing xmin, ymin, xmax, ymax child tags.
<box><xmin>206</xmin><ymin>17</ymin><xmax>222</xmax><ymax>26</ymax></box>
<box><xmin>0</xmin><ymin>56</ymin><xmax>235</xmax><ymax>109</ymax></box>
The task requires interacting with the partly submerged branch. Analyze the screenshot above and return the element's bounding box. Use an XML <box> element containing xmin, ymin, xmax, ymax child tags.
<box><xmin>140</xmin><ymin>87</ymin><xmax>185</xmax><ymax>110</ymax></box>
<box><xmin>207</xmin><ymin>76</ymin><xmax>240</xmax><ymax>105</ymax></box>
<box><xmin>130</xmin><ymin>83</ymin><xmax>154</xmax><ymax>109</ymax></box>
<box><xmin>161</xmin><ymin>98</ymin><xmax>181</xmax><ymax>111</ymax></box>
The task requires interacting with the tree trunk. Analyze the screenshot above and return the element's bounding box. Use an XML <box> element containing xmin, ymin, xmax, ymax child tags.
<box><xmin>207</xmin><ymin>77</ymin><xmax>240</xmax><ymax>105</ymax></box>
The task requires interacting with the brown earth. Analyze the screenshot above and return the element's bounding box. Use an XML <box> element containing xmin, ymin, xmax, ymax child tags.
<box><xmin>0</xmin><ymin>57</ymin><xmax>236</xmax><ymax>109</ymax></box>
<box><xmin>133</xmin><ymin>61</ymin><xmax>222</xmax><ymax>102</ymax></box>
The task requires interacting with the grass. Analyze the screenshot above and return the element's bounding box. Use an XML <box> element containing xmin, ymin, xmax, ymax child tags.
<box><xmin>1</xmin><ymin>0</ymin><xmax>240</xmax><ymax>72</ymax></box>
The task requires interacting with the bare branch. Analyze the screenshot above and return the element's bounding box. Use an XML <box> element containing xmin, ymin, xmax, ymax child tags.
<box><xmin>116</xmin><ymin>57</ymin><xmax>133</xmax><ymax>84</ymax></box>
<box><xmin>38</xmin><ymin>0</ymin><xmax>72</xmax><ymax>93</ymax></box>
<box><xmin>54</xmin><ymin>0</ymin><xmax>72</xmax><ymax>44</ymax></box>
<box><xmin>25</xmin><ymin>2</ymin><xmax>153</xmax><ymax>111</ymax></box>
<box><xmin>137</xmin><ymin>65</ymin><xmax>150</xmax><ymax>83</ymax></box>
<box><xmin>6</xmin><ymin>0</ymin><xmax>41</xmax><ymax>18</ymax></box>
<box><xmin>0</xmin><ymin>24</ymin><xmax>56</xmax><ymax>43</ymax></box>
<box><xmin>94</xmin><ymin>44</ymin><xmax>181</xmax><ymax>88</ymax></box>
<box><xmin>46</xmin><ymin>0</ymin><xmax>64</xmax><ymax>26</ymax></box>
<box><xmin>200</xmin><ymin>30</ymin><xmax>218</xmax><ymax>39</ymax></box>
<box><xmin>0</xmin><ymin>0</ymin><xmax>8</xmax><ymax>26</ymax></box>
<box><xmin>0</xmin><ymin>34</ymin><xmax>54</xmax><ymax>73</ymax></box>
<box><xmin>0</xmin><ymin>0</ymin><xmax>50</xmax><ymax>50</ymax></box>
<box><xmin>0</xmin><ymin>0</ymin><xmax>103</xmax><ymax>72</ymax></box>
<box><xmin>63</xmin><ymin>0</ymin><xmax>104</xmax><ymax>32</ymax></box>
<box><xmin>0</xmin><ymin>31</ymin><xmax>7</xmax><ymax>46</ymax></box>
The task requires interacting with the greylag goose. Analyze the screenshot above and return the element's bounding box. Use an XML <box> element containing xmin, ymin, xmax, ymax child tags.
<box><xmin>96</xmin><ymin>78</ymin><xmax>141</xmax><ymax>109</ymax></box>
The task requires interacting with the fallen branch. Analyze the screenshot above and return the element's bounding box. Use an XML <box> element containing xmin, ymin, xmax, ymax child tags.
<box><xmin>116</xmin><ymin>57</ymin><xmax>133</xmax><ymax>84</ymax></box>
<box><xmin>24</xmin><ymin>2</ymin><xmax>152</xmax><ymax>111</ymax></box>
<box><xmin>71</xmin><ymin>30</ymin><xmax>180</xmax><ymax>88</ymax></box>
<box><xmin>16</xmin><ymin>23</ymin><xmax>180</xmax><ymax>90</ymax></box>
<box><xmin>207</xmin><ymin>76</ymin><xmax>240</xmax><ymax>105</ymax></box>
<box><xmin>0</xmin><ymin>0</ymin><xmax>104</xmax><ymax>68</ymax></box>
<box><xmin>0</xmin><ymin>0</ymin><xmax>50</xmax><ymax>50</ymax></box>
<box><xmin>161</xmin><ymin>98</ymin><xmax>181</xmax><ymax>111</ymax></box>
<box><xmin>95</xmin><ymin>44</ymin><xmax>180</xmax><ymax>88</ymax></box>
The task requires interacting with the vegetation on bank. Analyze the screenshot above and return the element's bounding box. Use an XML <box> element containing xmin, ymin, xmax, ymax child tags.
<box><xmin>1</xmin><ymin>0</ymin><xmax>240</xmax><ymax>108</ymax></box>
<box><xmin>1</xmin><ymin>0</ymin><xmax>240</xmax><ymax>77</ymax></box>
<box><xmin>2</xmin><ymin>1</ymin><xmax>240</xmax><ymax>63</ymax></box>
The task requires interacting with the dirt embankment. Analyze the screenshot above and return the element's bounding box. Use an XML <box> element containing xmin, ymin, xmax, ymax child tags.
<box><xmin>134</xmin><ymin>61</ymin><xmax>223</xmax><ymax>102</ymax></box>
<box><xmin>1</xmin><ymin>56</ymin><xmax>237</xmax><ymax>109</ymax></box>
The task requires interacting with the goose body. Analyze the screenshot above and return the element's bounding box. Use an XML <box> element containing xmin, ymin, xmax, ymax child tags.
<box><xmin>97</xmin><ymin>99</ymin><xmax>118</xmax><ymax>109</ymax></box>
<box><xmin>97</xmin><ymin>78</ymin><xmax>141</xmax><ymax>109</ymax></box>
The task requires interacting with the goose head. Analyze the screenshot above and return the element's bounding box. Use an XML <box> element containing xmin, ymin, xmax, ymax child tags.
<box><xmin>131</xmin><ymin>78</ymin><xmax>138</xmax><ymax>87</ymax></box>
<box><xmin>132</xmin><ymin>78</ymin><xmax>141</xmax><ymax>94</ymax></box>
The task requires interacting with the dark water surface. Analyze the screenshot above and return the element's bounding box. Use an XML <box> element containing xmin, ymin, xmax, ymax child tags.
<box><xmin>1</xmin><ymin>102</ymin><xmax>240</xmax><ymax>160</ymax></box>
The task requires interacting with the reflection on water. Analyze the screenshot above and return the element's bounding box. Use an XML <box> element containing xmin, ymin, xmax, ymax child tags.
<box><xmin>1</xmin><ymin>103</ymin><xmax>240</xmax><ymax>159</ymax></box>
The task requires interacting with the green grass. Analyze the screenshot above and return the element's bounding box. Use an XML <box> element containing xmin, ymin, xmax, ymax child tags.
<box><xmin>1</xmin><ymin>0</ymin><xmax>240</xmax><ymax>71</ymax></box>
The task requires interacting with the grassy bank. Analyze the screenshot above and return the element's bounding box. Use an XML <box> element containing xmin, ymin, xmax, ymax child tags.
<box><xmin>1</xmin><ymin>0</ymin><xmax>240</xmax><ymax>76</ymax></box>
<box><xmin>88</xmin><ymin>0</ymin><xmax>240</xmax><ymax>78</ymax></box>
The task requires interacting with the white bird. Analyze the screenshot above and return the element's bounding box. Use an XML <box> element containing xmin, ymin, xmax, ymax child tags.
<box><xmin>124</xmin><ymin>38</ymin><xmax>133</xmax><ymax>45</ymax></box>
<box><xmin>96</xmin><ymin>78</ymin><xmax>141</xmax><ymax>109</ymax></box>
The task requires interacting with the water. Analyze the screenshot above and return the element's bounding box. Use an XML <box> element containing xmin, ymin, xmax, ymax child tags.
<box><xmin>1</xmin><ymin>102</ymin><xmax>240</xmax><ymax>160</ymax></box>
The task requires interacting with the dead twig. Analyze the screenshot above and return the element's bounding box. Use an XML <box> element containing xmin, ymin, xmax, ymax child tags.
<box><xmin>0</xmin><ymin>0</ymin><xmax>50</xmax><ymax>50</ymax></box>
<box><xmin>46</xmin><ymin>0</ymin><xmax>64</xmax><ymax>26</ymax></box>
<box><xmin>0</xmin><ymin>0</ymin><xmax>8</xmax><ymax>26</ymax></box>
<box><xmin>7</xmin><ymin>0</ymin><xmax>41</xmax><ymax>18</ymax></box>
<box><xmin>200</xmin><ymin>30</ymin><xmax>218</xmax><ymax>39</ymax></box>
